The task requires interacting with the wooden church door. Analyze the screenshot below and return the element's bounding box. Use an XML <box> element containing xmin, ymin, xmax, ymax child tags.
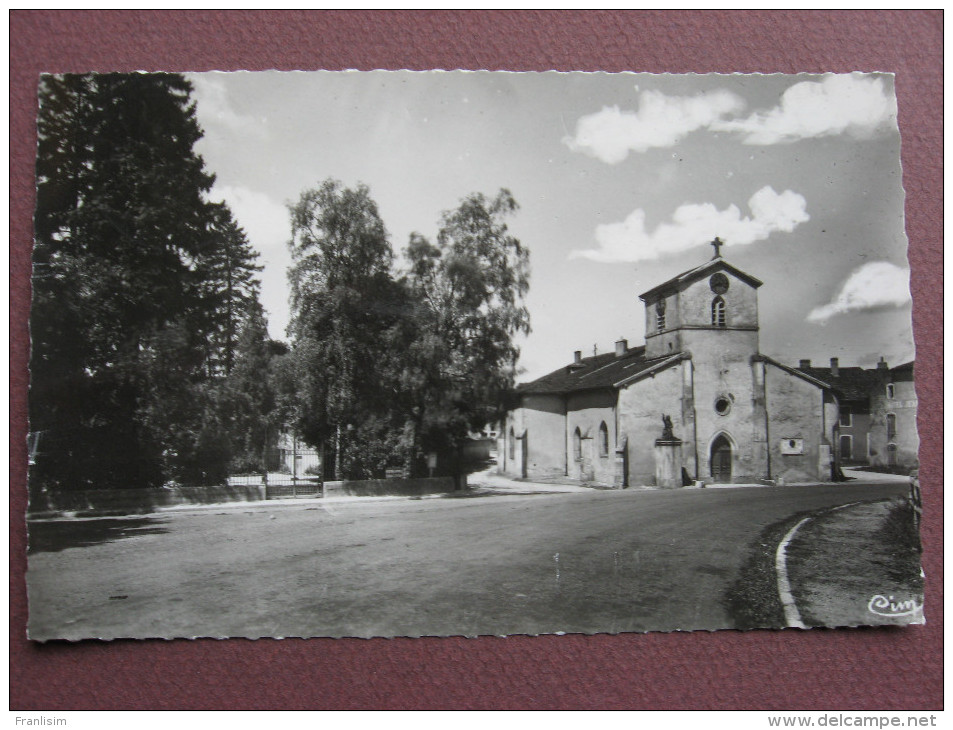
<box><xmin>710</xmin><ymin>435</ymin><xmax>732</xmax><ymax>482</ymax></box>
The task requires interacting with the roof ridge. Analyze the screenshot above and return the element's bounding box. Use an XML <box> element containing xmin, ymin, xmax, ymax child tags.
<box><xmin>638</xmin><ymin>257</ymin><xmax>763</xmax><ymax>301</ymax></box>
<box><xmin>612</xmin><ymin>352</ymin><xmax>683</xmax><ymax>389</ymax></box>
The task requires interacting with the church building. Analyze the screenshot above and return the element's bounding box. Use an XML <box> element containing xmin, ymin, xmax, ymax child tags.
<box><xmin>501</xmin><ymin>241</ymin><xmax>841</xmax><ymax>487</ymax></box>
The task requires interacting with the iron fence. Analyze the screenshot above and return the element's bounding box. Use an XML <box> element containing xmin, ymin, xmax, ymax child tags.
<box><xmin>227</xmin><ymin>447</ymin><xmax>323</xmax><ymax>499</ymax></box>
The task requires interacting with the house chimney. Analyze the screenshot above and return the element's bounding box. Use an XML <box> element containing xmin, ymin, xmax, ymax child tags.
<box><xmin>615</xmin><ymin>338</ymin><xmax>628</xmax><ymax>357</ymax></box>
<box><xmin>573</xmin><ymin>350</ymin><xmax>582</xmax><ymax>364</ymax></box>
<box><xmin>799</xmin><ymin>359</ymin><xmax>811</xmax><ymax>369</ymax></box>
<box><xmin>877</xmin><ymin>356</ymin><xmax>889</xmax><ymax>370</ymax></box>
<box><xmin>830</xmin><ymin>357</ymin><xmax>839</xmax><ymax>377</ymax></box>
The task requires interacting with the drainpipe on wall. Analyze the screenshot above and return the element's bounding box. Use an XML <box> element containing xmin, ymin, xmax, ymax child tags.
<box><xmin>820</xmin><ymin>390</ymin><xmax>829</xmax><ymax>480</ymax></box>
<box><xmin>563</xmin><ymin>395</ymin><xmax>570</xmax><ymax>477</ymax></box>
<box><xmin>763</xmin><ymin>363</ymin><xmax>771</xmax><ymax>480</ymax></box>
<box><xmin>502</xmin><ymin>416</ymin><xmax>507</xmax><ymax>473</ymax></box>
<box><xmin>685</xmin><ymin>358</ymin><xmax>699</xmax><ymax>480</ymax></box>
<box><xmin>613</xmin><ymin>394</ymin><xmax>626</xmax><ymax>488</ymax></box>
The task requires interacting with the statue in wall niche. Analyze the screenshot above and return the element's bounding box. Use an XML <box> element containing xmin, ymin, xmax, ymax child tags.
<box><xmin>661</xmin><ymin>414</ymin><xmax>675</xmax><ymax>441</ymax></box>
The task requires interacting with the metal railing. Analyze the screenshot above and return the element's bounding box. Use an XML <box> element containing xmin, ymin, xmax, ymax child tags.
<box><xmin>227</xmin><ymin>447</ymin><xmax>324</xmax><ymax>499</ymax></box>
<box><xmin>909</xmin><ymin>469</ymin><xmax>922</xmax><ymax>532</ymax></box>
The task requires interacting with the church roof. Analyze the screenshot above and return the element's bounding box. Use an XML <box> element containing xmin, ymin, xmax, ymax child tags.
<box><xmin>518</xmin><ymin>346</ymin><xmax>680</xmax><ymax>395</ymax></box>
<box><xmin>638</xmin><ymin>256</ymin><xmax>763</xmax><ymax>302</ymax></box>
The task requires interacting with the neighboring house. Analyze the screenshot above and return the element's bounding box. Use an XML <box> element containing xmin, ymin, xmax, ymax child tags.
<box><xmin>796</xmin><ymin>358</ymin><xmax>918</xmax><ymax>470</ymax></box>
<box><xmin>501</xmin><ymin>246</ymin><xmax>839</xmax><ymax>486</ymax></box>
<box><xmin>794</xmin><ymin>359</ymin><xmax>881</xmax><ymax>467</ymax></box>
<box><xmin>869</xmin><ymin>361</ymin><xmax>918</xmax><ymax>468</ymax></box>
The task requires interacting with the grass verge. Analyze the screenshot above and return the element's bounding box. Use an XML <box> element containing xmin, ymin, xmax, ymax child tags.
<box><xmin>722</xmin><ymin>511</ymin><xmax>816</xmax><ymax>630</ymax></box>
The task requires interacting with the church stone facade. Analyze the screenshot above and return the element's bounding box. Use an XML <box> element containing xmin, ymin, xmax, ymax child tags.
<box><xmin>501</xmin><ymin>249</ymin><xmax>842</xmax><ymax>487</ymax></box>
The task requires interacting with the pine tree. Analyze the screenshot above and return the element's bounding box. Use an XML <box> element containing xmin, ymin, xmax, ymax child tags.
<box><xmin>30</xmin><ymin>73</ymin><xmax>262</xmax><ymax>490</ymax></box>
<box><xmin>193</xmin><ymin>202</ymin><xmax>263</xmax><ymax>377</ymax></box>
<box><xmin>223</xmin><ymin>303</ymin><xmax>280</xmax><ymax>473</ymax></box>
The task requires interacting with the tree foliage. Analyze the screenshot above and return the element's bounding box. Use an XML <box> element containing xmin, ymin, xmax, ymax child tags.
<box><xmin>31</xmin><ymin>74</ymin><xmax>533</xmax><ymax>491</ymax></box>
<box><xmin>286</xmin><ymin>180</ymin><xmax>408</xmax><ymax>478</ymax></box>
<box><xmin>221</xmin><ymin>303</ymin><xmax>284</xmax><ymax>473</ymax></box>
<box><xmin>193</xmin><ymin>202</ymin><xmax>264</xmax><ymax>377</ymax></box>
<box><xmin>285</xmin><ymin>182</ymin><xmax>531</xmax><ymax>479</ymax></box>
<box><xmin>400</xmin><ymin>190</ymin><xmax>530</xmax><ymax>471</ymax></box>
<box><xmin>31</xmin><ymin>73</ymin><xmax>268</xmax><ymax>490</ymax></box>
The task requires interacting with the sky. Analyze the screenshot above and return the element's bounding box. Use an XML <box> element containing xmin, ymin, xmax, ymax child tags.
<box><xmin>188</xmin><ymin>71</ymin><xmax>914</xmax><ymax>382</ymax></box>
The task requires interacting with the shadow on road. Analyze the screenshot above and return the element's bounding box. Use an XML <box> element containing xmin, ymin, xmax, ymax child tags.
<box><xmin>440</xmin><ymin>487</ymin><xmax>547</xmax><ymax>499</ymax></box>
<box><xmin>28</xmin><ymin>517</ymin><xmax>169</xmax><ymax>554</ymax></box>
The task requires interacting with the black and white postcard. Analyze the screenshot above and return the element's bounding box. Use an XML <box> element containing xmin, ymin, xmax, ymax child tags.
<box><xmin>27</xmin><ymin>71</ymin><xmax>922</xmax><ymax>640</ymax></box>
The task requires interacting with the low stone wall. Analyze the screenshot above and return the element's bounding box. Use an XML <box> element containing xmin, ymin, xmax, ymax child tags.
<box><xmin>323</xmin><ymin>476</ymin><xmax>459</xmax><ymax>498</ymax></box>
<box><xmin>30</xmin><ymin>484</ymin><xmax>266</xmax><ymax>516</ymax></box>
<box><xmin>30</xmin><ymin>477</ymin><xmax>462</xmax><ymax>516</ymax></box>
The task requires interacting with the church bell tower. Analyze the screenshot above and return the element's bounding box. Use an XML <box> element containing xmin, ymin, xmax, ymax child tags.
<box><xmin>639</xmin><ymin>238</ymin><xmax>763</xmax><ymax>360</ymax></box>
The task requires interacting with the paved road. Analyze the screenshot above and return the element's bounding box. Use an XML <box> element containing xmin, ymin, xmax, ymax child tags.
<box><xmin>26</xmin><ymin>481</ymin><xmax>907</xmax><ymax>640</ymax></box>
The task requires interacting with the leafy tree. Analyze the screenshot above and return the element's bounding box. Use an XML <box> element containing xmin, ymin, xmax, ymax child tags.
<box><xmin>400</xmin><ymin>189</ymin><xmax>530</xmax><ymax>474</ymax></box>
<box><xmin>284</xmin><ymin>183</ymin><xmax>531</xmax><ymax>480</ymax></box>
<box><xmin>286</xmin><ymin>179</ymin><xmax>406</xmax><ymax>479</ymax></box>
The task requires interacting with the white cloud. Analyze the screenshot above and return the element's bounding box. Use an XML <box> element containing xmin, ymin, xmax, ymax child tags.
<box><xmin>807</xmin><ymin>261</ymin><xmax>911</xmax><ymax>323</ymax></box>
<box><xmin>564</xmin><ymin>89</ymin><xmax>745</xmax><ymax>163</ymax></box>
<box><xmin>209</xmin><ymin>184</ymin><xmax>293</xmax><ymax>339</ymax></box>
<box><xmin>189</xmin><ymin>73</ymin><xmax>266</xmax><ymax>138</ymax></box>
<box><xmin>564</xmin><ymin>75</ymin><xmax>896</xmax><ymax>163</ymax></box>
<box><xmin>713</xmin><ymin>74</ymin><xmax>897</xmax><ymax>145</ymax></box>
<box><xmin>570</xmin><ymin>186</ymin><xmax>809</xmax><ymax>263</ymax></box>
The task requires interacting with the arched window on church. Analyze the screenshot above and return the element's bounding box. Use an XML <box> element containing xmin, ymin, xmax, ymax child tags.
<box><xmin>712</xmin><ymin>296</ymin><xmax>726</xmax><ymax>327</ymax></box>
<box><xmin>573</xmin><ymin>427</ymin><xmax>582</xmax><ymax>461</ymax></box>
<box><xmin>599</xmin><ymin>422</ymin><xmax>609</xmax><ymax>457</ymax></box>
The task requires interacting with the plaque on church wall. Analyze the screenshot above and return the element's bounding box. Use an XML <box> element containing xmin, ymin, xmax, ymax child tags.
<box><xmin>26</xmin><ymin>70</ymin><xmax>922</xmax><ymax>641</ymax></box>
<box><xmin>781</xmin><ymin>439</ymin><xmax>804</xmax><ymax>455</ymax></box>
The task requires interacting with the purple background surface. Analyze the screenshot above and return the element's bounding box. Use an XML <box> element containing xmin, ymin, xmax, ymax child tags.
<box><xmin>10</xmin><ymin>10</ymin><xmax>942</xmax><ymax>710</ymax></box>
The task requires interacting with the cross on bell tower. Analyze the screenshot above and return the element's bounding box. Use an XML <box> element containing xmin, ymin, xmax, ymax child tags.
<box><xmin>710</xmin><ymin>237</ymin><xmax>725</xmax><ymax>259</ymax></box>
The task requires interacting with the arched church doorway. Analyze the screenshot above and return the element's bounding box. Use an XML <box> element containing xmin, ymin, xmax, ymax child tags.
<box><xmin>710</xmin><ymin>434</ymin><xmax>733</xmax><ymax>482</ymax></box>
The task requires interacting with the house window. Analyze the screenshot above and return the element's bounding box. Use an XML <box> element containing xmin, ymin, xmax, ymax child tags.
<box><xmin>886</xmin><ymin>443</ymin><xmax>898</xmax><ymax>466</ymax></box>
<box><xmin>886</xmin><ymin>413</ymin><xmax>897</xmax><ymax>440</ymax></box>
<box><xmin>839</xmin><ymin>434</ymin><xmax>853</xmax><ymax>461</ymax></box>
<box><xmin>839</xmin><ymin>406</ymin><xmax>852</xmax><ymax>428</ymax></box>
<box><xmin>886</xmin><ymin>383</ymin><xmax>895</xmax><ymax>399</ymax></box>
<box><xmin>573</xmin><ymin>428</ymin><xmax>582</xmax><ymax>461</ymax></box>
<box><xmin>712</xmin><ymin>296</ymin><xmax>726</xmax><ymax>327</ymax></box>
<box><xmin>508</xmin><ymin>427</ymin><xmax>515</xmax><ymax>461</ymax></box>
<box><xmin>599</xmin><ymin>422</ymin><xmax>609</xmax><ymax>457</ymax></box>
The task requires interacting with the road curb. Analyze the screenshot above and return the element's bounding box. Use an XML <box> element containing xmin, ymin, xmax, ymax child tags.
<box><xmin>774</xmin><ymin>501</ymin><xmax>863</xmax><ymax>629</ymax></box>
<box><xmin>775</xmin><ymin>517</ymin><xmax>811</xmax><ymax>628</ymax></box>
